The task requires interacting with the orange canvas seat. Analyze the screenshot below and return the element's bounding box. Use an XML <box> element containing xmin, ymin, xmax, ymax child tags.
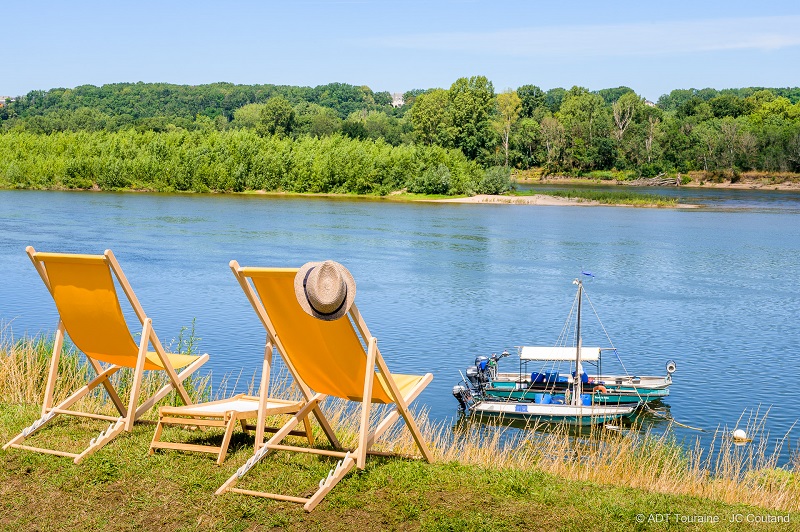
<box><xmin>4</xmin><ymin>247</ymin><xmax>208</xmax><ymax>463</ymax></box>
<box><xmin>215</xmin><ymin>263</ymin><xmax>433</xmax><ymax>512</ymax></box>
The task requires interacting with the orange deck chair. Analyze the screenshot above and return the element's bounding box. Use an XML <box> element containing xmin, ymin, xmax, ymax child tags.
<box><xmin>3</xmin><ymin>247</ymin><xmax>208</xmax><ymax>463</ymax></box>
<box><xmin>215</xmin><ymin>262</ymin><xmax>433</xmax><ymax>512</ymax></box>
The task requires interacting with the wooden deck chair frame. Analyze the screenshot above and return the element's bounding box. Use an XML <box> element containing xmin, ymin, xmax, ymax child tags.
<box><xmin>215</xmin><ymin>263</ymin><xmax>433</xmax><ymax>512</ymax></box>
<box><xmin>149</xmin><ymin>393</ymin><xmax>314</xmax><ymax>464</ymax></box>
<box><xmin>149</xmin><ymin>391</ymin><xmax>316</xmax><ymax>464</ymax></box>
<box><xmin>148</xmin><ymin>259</ymin><xmax>337</xmax><ymax>464</ymax></box>
<box><xmin>3</xmin><ymin>247</ymin><xmax>209</xmax><ymax>464</ymax></box>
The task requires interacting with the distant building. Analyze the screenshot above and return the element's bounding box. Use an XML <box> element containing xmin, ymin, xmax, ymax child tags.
<box><xmin>391</xmin><ymin>93</ymin><xmax>404</xmax><ymax>108</ymax></box>
<box><xmin>0</xmin><ymin>96</ymin><xmax>14</xmax><ymax>108</ymax></box>
<box><xmin>644</xmin><ymin>100</ymin><xmax>656</xmax><ymax>107</ymax></box>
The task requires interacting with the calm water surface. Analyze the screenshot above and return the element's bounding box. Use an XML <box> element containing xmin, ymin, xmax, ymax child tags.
<box><xmin>1</xmin><ymin>189</ymin><xmax>799</xmax><ymax>460</ymax></box>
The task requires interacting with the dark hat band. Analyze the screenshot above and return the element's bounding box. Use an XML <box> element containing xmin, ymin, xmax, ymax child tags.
<box><xmin>303</xmin><ymin>266</ymin><xmax>349</xmax><ymax>317</ymax></box>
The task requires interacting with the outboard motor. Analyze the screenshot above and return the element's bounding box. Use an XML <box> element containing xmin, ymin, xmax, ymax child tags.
<box><xmin>473</xmin><ymin>355</ymin><xmax>495</xmax><ymax>385</ymax></box>
<box><xmin>452</xmin><ymin>385</ymin><xmax>473</xmax><ymax>411</ymax></box>
<box><xmin>466</xmin><ymin>366</ymin><xmax>480</xmax><ymax>386</ymax></box>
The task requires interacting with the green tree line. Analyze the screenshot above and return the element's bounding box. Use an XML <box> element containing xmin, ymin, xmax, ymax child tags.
<box><xmin>2</xmin><ymin>79</ymin><xmax>800</xmax><ymax>184</ymax></box>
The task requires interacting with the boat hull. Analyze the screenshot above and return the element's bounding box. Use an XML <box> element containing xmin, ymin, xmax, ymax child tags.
<box><xmin>470</xmin><ymin>401</ymin><xmax>636</xmax><ymax>426</ymax></box>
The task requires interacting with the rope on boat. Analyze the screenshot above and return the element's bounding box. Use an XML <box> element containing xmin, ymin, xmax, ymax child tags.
<box><xmin>584</xmin><ymin>288</ymin><xmax>651</xmax><ymax>406</ymax></box>
<box><xmin>583</xmin><ymin>284</ymin><xmax>703</xmax><ymax>432</ymax></box>
<box><xmin>642</xmin><ymin>403</ymin><xmax>706</xmax><ymax>432</ymax></box>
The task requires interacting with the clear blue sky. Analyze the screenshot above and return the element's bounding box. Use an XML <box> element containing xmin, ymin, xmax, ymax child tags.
<box><xmin>3</xmin><ymin>1</ymin><xmax>799</xmax><ymax>101</ymax></box>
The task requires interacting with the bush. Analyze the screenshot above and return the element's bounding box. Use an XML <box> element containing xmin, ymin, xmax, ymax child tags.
<box><xmin>476</xmin><ymin>166</ymin><xmax>512</xmax><ymax>194</ymax></box>
<box><xmin>639</xmin><ymin>162</ymin><xmax>664</xmax><ymax>178</ymax></box>
<box><xmin>408</xmin><ymin>164</ymin><xmax>451</xmax><ymax>195</ymax></box>
<box><xmin>0</xmin><ymin>130</ymin><xmax>485</xmax><ymax>196</ymax></box>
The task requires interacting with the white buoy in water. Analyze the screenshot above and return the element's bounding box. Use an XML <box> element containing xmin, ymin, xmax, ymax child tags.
<box><xmin>732</xmin><ymin>429</ymin><xmax>748</xmax><ymax>443</ymax></box>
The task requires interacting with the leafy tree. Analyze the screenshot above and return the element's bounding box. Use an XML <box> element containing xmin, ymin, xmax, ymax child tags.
<box><xmin>409</xmin><ymin>89</ymin><xmax>450</xmax><ymax>146</ymax></box>
<box><xmin>257</xmin><ymin>96</ymin><xmax>295</xmax><ymax>137</ymax></box>
<box><xmin>658</xmin><ymin>89</ymin><xmax>698</xmax><ymax>112</ymax></box>
<box><xmin>494</xmin><ymin>90</ymin><xmax>521</xmax><ymax>167</ymax></box>
<box><xmin>597</xmin><ymin>86</ymin><xmax>635</xmax><ymax>105</ymax></box>
<box><xmin>676</xmin><ymin>97</ymin><xmax>713</xmax><ymax>121</ymax></box>
<box><xmin>544</xmin><ymin>88</ymin><xmax>567</xmax><ymax>113</ymax></box>
<box><xmin>557</xmin><ymin>87</ymin><xmax>610</xmax><ymax>169</ymax></box>
<box><xmin>293</xmin><ymin>103</ymin><xmax>341</xmax><ymax>137</ymax></box>
<box><xmin>753</xmin><ymin>97</ymin><xmax>798</xmax><ymax>120</ymax></box>
<box><xmin>511</xmin><ymin>117</ymin><xmax>542</xmax><ymax>168</ymax></box>
<box><xmin>448</xmin><ymin>76</ymin><xmax>496</xmax><ymax>160</ymax></box>
<box><xmin>233</xmin><ymin>103</ymin><xmax>267</xmax><ymax>129</ymax></box>
<box><xmin>341</xmin><ymin>119</ymin><xmax>367</xmax><ymax>139</ymax></box>
<box><xmin>745</xmin><ymin>89</ymin><xmax>777</xmax><ymax>111</ymax></box>
<box><xmin>540</xmin><ymin>116</ymin><xmax>565</xmax><ymax>168</ymax></box>
<box><xmin>312</xmin><ymin>83</ymin><xmax>371</xmax><ymax>118</ymax></box>
<box><xmin>517</xmin><ymin>84</ymin><xmax>545</xmax><ymax>118</ymax></box>
<box><xmin>709</xmin><ymin>94</ymin><xmax>752</xmax><ymax>118</ymax></box>
<box><xmin>373</xmin><ymin>91</ymin><xmax>392</xmax><ymax>107</ymax></box>
<box><xmin>693</xmin><ymin>121</ymin><xmax>720</xmax><ymax>171</ymax></box>
<box><xmin>4</xmin><ymin>78</ymin><xmax>800</xmax><ymax>177</ymax></box>
<box><xmin>408</xmin><ymin>163</ymin><xmax>451</xmax><ymax>194</ymax></box>
<box><xmin>401</xmin><ymin>88</ymin><xmax>431</xmax><ymax>108</ymax></box>
<box><xmin>612</xmin><ymin>92</ymin><xmax>640</xmax><ymax>141</ymax></box>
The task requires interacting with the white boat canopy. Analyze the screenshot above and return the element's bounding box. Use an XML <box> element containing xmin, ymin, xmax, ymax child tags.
<box><xmin>519</xmin><ymin>346</ymin><xmax>601</xmax><ymax>362</ymax></box>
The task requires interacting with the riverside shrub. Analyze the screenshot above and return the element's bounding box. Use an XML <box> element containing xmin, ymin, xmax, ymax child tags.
<box><xmin>0</xmin><ymin>130</ymin><xmax>485</xmax><ymax>196</ymax></box>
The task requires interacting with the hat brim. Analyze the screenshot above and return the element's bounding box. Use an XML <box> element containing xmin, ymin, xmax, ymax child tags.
<box><xmin>294</xmin><ymin>261</ymin><xmax>357</xmax><ymax>321</ymax></box>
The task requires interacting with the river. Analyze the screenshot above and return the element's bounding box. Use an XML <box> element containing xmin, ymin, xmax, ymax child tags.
<box><xmin>1</xmin><ymin>189</ymin><xmax>799</xmax><ymax>462</ymax></box>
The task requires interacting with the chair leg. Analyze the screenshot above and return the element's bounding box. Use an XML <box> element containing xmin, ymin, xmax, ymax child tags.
<box><xmin>216</xmin><ymin>393</ymin><xmax>324</xmax><ymax>495</ymax></box>
<box><xmin>126</xmin><ymin>320</ymin><xmax>151</xmax><ymax>432</ymax></box>
<box><xmin>4</xmin><ymin>365</ymin><xmax>121</xmax><ymax>451</ymax></box>
<box><xmin>217</xmin><ymin>414</ymin><xmax>238</xmax><ymax>465</ymax></box>
<box><xmin>302</xmin><ymin>415</ymin><xmax>315</xmax><ymax>446</ymax></box>
<box><xmin>133</xmin><ymin>354</ymin><xmax>209</xmax><ymax>422</ymax></box>
<box><xmin>74</xmin><ymin>419</ymin><xmax>126</xmax><ymax>464</ymax></box>
<box><xmin>88</xmin><ymin>358</ymin><xmax>127</xmax><ymax>417</ymax></box>
<box><xmin>148</xmin><ymin>415</ymin><xmax>166</xmax><ymax>456</ymax></box>
<box><xmin>304</xmin><ymin>453</ymin><xmax>356</xmax><ymax>512</ymax></box>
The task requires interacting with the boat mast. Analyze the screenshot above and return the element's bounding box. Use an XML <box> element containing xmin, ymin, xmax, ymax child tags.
<box><xmin>573</xmin><ymin>279</ymin><xmax>583</xmax><ymax>406</ymax></box>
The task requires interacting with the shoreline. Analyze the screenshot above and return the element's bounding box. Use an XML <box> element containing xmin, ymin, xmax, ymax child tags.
<box><xmin>427</xmin><ymin>193</ymin><xmax>699</xmax><ymax>208</ymax></box>
<box><xmin>0</xmin><ymin>187</ymin><xmax>695</xmax><ymax>209</ymax></box>
<box><xmin>515</xmin><ymin>173</ymin><xmax>800</xmax><ymax>191</ymax></box>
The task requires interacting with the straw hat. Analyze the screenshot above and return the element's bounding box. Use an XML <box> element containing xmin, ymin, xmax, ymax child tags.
<box><xmin>294</xmin><ymin>260</ymin><xmax>356</xmax><ymax>321</ymax></box>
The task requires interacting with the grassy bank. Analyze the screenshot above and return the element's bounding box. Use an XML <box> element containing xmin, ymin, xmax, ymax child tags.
<box><xmin>1</xmin><ymin>334</ymin><xmax>798</xmax><ymax>530</ymax></box>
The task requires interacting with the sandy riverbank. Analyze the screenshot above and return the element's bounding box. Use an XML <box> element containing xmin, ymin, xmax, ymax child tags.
<box><xmin>430</xmin><ymin>194</ymin><xmax>593</xmax><ymax>206</ymax></box>
<box><xmin>429</xmin><ymin>194</ymin><xmax>699</xmax><ymax>208</ymax></box>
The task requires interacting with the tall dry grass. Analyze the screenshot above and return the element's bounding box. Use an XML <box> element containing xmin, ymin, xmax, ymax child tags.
<box><xmin>311</xmin><ymin>387</ymin><xmax>799</xmax><ymax>511</ymax></box>
<box><xmin>2</xmin><ymin>330</ymin><xmax>798</xmax><ymax>511</ymax></box>
<box><xmin>0</xmin><ymin>328</ymin><xmax>210</xmax><ymax>419</ymax></box>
